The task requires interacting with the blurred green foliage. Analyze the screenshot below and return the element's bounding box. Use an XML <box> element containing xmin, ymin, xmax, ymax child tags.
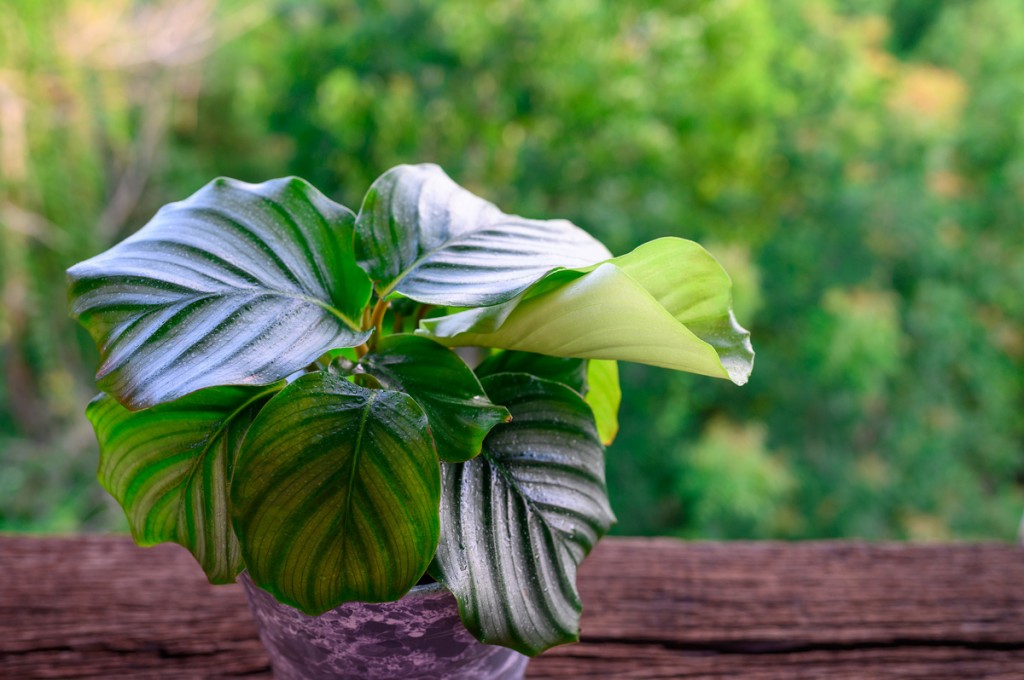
<box><xmin>2</xmin><ymin>0</ymin><xmax>1022</xmax><ymax>540</ymax></box>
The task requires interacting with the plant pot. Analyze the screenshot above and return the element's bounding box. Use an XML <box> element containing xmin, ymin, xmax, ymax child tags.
<box><xmin>240</xmin><ymin>574</ymin><xmax>529</xmax><ymax>679</ymax></box>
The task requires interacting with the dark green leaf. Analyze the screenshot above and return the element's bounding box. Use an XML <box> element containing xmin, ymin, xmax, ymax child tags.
<box><xmin>430</xmin><ymin>373</ymin><xmax>615</xmax><ymax>656</ymax></box>
<box><xmin>231</xmin><ymin>372</ymin><xmax>440</xmax><ymax>614</ymax></box>
<box><xmin>68</xmin><ymin>177</ymin><xmax>372</xmax><ymax>409</ymax></box>
<box><xmin>87</xmin><ymin>384</ymin><xmax>281</xmax><ymax>583</ymax></box>
<box><xmin>475</xmin><ymin>352</ymin><xmax>621</xmax><ymax>445</ymax></box>
<box><xmin>475</xmin><ymin>350</ymin><xmax>587</xmax><ymax>393</ymax></box>
<box><xmin>360</xmin><ymin>334</ymin><xmax>509</xmax><ymax>463</ymax></box>
<box><xmin>354</xmin><ymin>164</ymin><xmax>611</xmax><ymax>306</ymax></box>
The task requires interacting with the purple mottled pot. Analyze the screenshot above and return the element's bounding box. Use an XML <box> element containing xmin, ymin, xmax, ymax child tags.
<box><xmin>240</xmin><ymin>574</ymin><xmax>529</xmax><ymax>679</ymax></box>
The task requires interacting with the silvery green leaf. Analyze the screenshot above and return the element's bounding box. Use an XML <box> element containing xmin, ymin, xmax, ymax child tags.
<box><xmin>68</xmin><ymin>177</ymin><xmax>371</xmax><ymax>409</ymax></box>
<box><xmin>354</xmin><ymin>164</ymin><xmax>611</xmax><ymax>306</ymax></box>
<box><xmin>430</xmin><ymin>373</ymin><xmax>614</xmax><ymax>656</ymax></box>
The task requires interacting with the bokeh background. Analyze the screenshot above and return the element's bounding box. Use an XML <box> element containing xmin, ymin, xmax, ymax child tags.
<box><xmin>2</xmin><ymin>0</ymin><xmax>1022</xmax><ymax>541</ymax></box>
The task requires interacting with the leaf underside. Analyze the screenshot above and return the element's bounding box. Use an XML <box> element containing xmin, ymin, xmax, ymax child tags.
<box><xmin>230</xmin><ymin>372</ymin><xmax>440</xmax><ymax>614</ymax></box>
<box><xmin>354</xmin><ymin>163</ymin><xmax>612</xmax><ymax>306</ymax></box>
<box><xmin>68</xmin><ymin>176</ymin><xmax>371</xmax><ymax>409</ymax></box>
<box><xmin>87</xmin><ymin>384</ymin><xmax>280</xmax><ymax>583</ymax></box>
<box><xmin>420</xmin><ymin>238</ymin><xmax>754</xmax><ymax>386</ymax></box>
<box><xmin>585</xmin><ymin>360</ymin><xmax>621</xmax><ymax>445</ymax></box>
<box><xmin>430</xmin><ymin>373</ymin><xmax>615</xmax><ymax>656</ymax></box>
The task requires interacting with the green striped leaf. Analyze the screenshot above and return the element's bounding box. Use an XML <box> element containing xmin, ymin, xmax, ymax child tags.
<box><xmin>87</xmin><ymin>384</ymin><xmax>281</xmax><ymax>584</ymax></box>
<box><xmin>475</xmin><ymin>351</ymin><xmax>621</xmax><ymax>445</ymax></box>
<box><xmin>354</xmin><ymin>164</ymin><xmax>611</xmax><ymax>306</ymax></box>
<box><xmin>68</xmin><ymin>177</ymin><xmax>372</xmax><ymax>410</ymax></box>
<box><xmin>230</xmin><ymin>372</ymin><xmax>440</xmax><ymax>614</ymax></box>
<box><xmin>429</xmin><ymin>373</ymin><xmax>615</xmax><ymax>656</ymax></box>
<box><xmin>420</xmin><ymin>237</ymin><xmax>754</xmax><ymax>386</ymax></box>
<box><xmin>359</xmin><ymin>334</ymin><xmax>509</xmax><ymax>463</ymax></box>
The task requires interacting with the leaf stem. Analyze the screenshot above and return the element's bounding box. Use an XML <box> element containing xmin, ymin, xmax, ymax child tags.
<box><xmin>415</xmin><ymin>304</ymin><xmax>433</xmax><ymax>327</ymax></box>
<box><xmin>367</xmin><ymin>297</ymin><xmax>390</xmax><ymax>351</ymax></box>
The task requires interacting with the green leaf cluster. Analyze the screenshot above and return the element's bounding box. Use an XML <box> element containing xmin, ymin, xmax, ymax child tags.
<box><xmin>69</xmin><ymin>164</ymin><xmax>751</xmax><ymax>653</ymax></box>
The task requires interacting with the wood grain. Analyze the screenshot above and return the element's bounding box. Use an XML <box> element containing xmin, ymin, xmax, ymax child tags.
<box><xmin>2</xmin><ymin>536</ymin><xmax>1022</xmax><ymax>678</ymax></box>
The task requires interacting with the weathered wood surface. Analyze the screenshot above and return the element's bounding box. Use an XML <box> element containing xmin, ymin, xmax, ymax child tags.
<box><xmin>2</xmin><ymin>536</ymin><xmax>1023</xmax><ymax>679</ymax></box>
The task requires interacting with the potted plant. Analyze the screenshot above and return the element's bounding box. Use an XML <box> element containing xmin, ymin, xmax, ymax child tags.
<box><xmin>67</xmin><ymin>164</ymin><xmax>753</xmax><ymax>678</ymax></box>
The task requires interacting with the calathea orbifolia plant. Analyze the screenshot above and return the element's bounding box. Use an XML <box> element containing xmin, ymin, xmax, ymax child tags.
<box><xmin>68</xmin><ymin>164</ymin><xmax>753</xmax><ymax>655</ymax></box>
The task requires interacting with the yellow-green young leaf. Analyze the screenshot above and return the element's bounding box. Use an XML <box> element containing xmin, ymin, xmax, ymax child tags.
<box><xmin>586</xmin><ymin>360</ymin><xmax>621</xmax><ymax>445</ymax></box>
<box><xmin>354</xmin><ymin>164</ymin><xmax>611</xmax><ymax>306</ymax></box>
<box><xmin>429</xmin><ymin>373</ymin><xmax>615</xmax><ymax>656</ymax></box>
<box><xmin>68</xmin><ymin>177</ymin><xmax>371</xmax><ymax>410</ymax></box>
<box><xmin>419</xmin><ymin>238</ymin><xmax>753</xmax><ymax>386</ymax></box>
<box><xmin>230</xmin><ymin>372</ymin><xmax>440</xmax><ymax>614</ymax></box>
<box><xmin>359</xmin><ymin>335</ymin><xmax>509</xmax><ymax>463</ymax></box>
<box><xmin>87</xmin><ymin>384</ymin><xmax>282</xmax><ymax>584</ymax></box>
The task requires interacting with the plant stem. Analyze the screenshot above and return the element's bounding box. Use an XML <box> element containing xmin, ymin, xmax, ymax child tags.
<box><xmin>366</xmin><ymin>297</ymin><xmax>390</xmax><ymax>351</ymax></box>
<box><xmin>415</xmin><ymin>304</ymin><xmax>433</xmax><ymax>326</ymax></box>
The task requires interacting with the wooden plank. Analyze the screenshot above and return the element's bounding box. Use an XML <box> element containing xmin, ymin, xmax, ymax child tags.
<box><xmin>1</xmin><ymin>536</ymin><xmax>1022</xmax><ymax>678</ymax></box>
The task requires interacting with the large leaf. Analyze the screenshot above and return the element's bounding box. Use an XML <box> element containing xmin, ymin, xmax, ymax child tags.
<box><xmin>475</xmin><ymin>351</ymin><xmax>620</xmax><ymax>445</ymax></box>
<box><xmin>420</xmin><ymin>237</ymin><xmax>754</xmax><ymax>385</ymax></box>
<box><xmin>359</xmin><ymin>334</ymin><xmax>509</xmax><ymax>463</ymax></box>
<box><xmin>230</xmin><ymin>372</ymin><xmax>440</xmax><ymax>614</ymax></box>
<box><xmin>87</xmin><ymin>384</ymin><xmax>281</xmax><ymax>584</ymax></box>
<box><xmin>429</xmin><ymin>373</ymin><xmax>615</xmax><ymax>656</ymax></box>
<box><xmin>68</xmin><ymin>177</ymin><xmax>372</xmax><ymax>410</ymax></box>
<box><xmin>353</xmin><ymin>163</ymin><xmax>611</xmax><ymax>306</ymax></box>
